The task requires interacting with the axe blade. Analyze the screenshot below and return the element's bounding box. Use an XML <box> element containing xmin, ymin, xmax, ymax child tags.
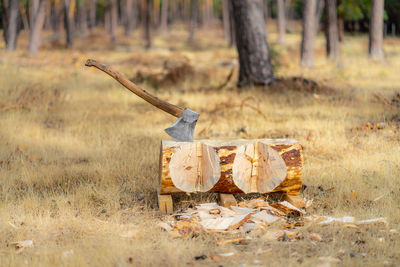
<box><xmin>164</xmin><ymin>108</ymin><xmax>199</xmax><ymax>142</ymax></box>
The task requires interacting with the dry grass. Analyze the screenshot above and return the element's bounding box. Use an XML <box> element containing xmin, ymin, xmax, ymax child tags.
<box><xmin>1</xmin><ymin>24</ymin><xmax>400</xmax><ymax>266</ymax></box>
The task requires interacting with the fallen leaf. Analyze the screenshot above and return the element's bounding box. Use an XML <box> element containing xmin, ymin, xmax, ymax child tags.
<box><xmin>350</xmin><ymin>190</ymin><xmax>357</xmax><ymax>201</ymax></box>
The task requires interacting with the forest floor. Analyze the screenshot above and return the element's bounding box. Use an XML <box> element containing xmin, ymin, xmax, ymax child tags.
<box><xmin>1</xmin><ymin>24</ymin><xmax>400</xmax><ymax>266</ymax></box>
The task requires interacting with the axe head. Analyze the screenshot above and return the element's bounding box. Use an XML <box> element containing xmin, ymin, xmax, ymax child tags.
<box><xmin>164</xmin><ymin>108</ymin><xmax>199</xmax><ymax>142</ymax></box>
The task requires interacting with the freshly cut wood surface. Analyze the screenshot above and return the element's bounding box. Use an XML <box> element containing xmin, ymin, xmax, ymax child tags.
<box><xmin>169</xmin><ymin>143</ymin><xmax>220</xmax><ymax>192</ymax></box>
<box><xmin>159</xmin><ymin>139</ymin><xmax>303</xmax><ymax>195</ymax></box>
<box><xmin>232</xmin><ymin>142</ymin><xmax>287</xmax><ymax>193</ymax></box>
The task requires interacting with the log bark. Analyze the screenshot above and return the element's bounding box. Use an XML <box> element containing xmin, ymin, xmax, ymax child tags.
<box><xmin>160</xmin><ymin>139</ymin><xmax>303</xmax><ymax>195</ymax></box>
<box><xmin>300</xmin><ymin>0</ymin><xmax>317</xmax><ymax>67</ymax></box>
<box><xmin>277</xmin><ymin>0</ymin><xmax>286</xmax><ymax>44</ymax></box>
<box><xmin>28</xmin><ymin>0</ymin><xmax>47</xmax><ymax>55</ymax></box>
<box><xmin>325</xmin><ymin>0</ymin><xmax>339</xmax><ymax>60</ymax></box>
<box><xmin>369</xmin><ymin>0</ymin><xmax>384</xmax><ymax>59</ymax></box>
<box><xmin>230</xmin><ymin>0</ymin><xmax>274</xmax><ymax>87</ymax></box>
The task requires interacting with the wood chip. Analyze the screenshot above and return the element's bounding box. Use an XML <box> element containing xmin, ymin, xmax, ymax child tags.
<box><xmin>310</xmin><ymin>233</ymin><xmax>322</xmax><ymax>241</ymax></box>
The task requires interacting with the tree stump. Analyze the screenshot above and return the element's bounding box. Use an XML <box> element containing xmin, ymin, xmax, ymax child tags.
<box><xmin>158</xmin><ymin>139</ymin><xmax>303</xmax><ymax>213</ymax></box>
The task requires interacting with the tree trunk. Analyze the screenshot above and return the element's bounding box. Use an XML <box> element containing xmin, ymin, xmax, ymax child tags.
<box><xmin>123</xmin><ymin>0</ymin><xmax>133</xmax><ymax>36</ymax></box>
<box><xmin>5</xmin><ymin>0</ymin><xmax>20</xmax><ymax>51</ymax></box>
<box><xmin>28</xmin><ymin>0</ymin><xmax>47</xmax><ymax>55</ymax></box>
<box><xmin>222</xmin><ymin>0</ymin><xmax>230</xmax><ymax>42</ymax></box>
<box><xmin>1</xmin><ymin>0</ymin><xmax>9</xmax><ymax>46</ymax></box>
<box><xmin>230</xmin><ymin>0</ymin><xmax>274</xmax><ymax>87</ymax></box>
<box><xmin>228</xmin><ymin>0</ymin><xmax>235</xmax><ymax>47</ymax></box>
<box><xmin>19</xmin><ymin>1</ymin><xmax>30</xmax><ymax>31</ymax></box>
<box><xmin>277</xmin><ymin>0</ymin><xmax>286</xmax><ymax>44</ymax></box>
<box><xmin>160</xmin><ymin>0</ymin><xmax>168</xmax><ymax>33</ymax></box>
<box><xmin>143</xmin><ymin>0</ymin><xmax>151</xmax><ymax>49</ymax></box>
<box><xmin>314</xmin><ymin>0</ymin><xmax>324</xmax><ymax>36</ymax></box>
<box><xmin>30</xmin><ymin>0</ymin><xmax>39</xmax><ymax>28</ymax></box>
<box><xmin>110</xmin><ymin>0</ymin><xmax>117</xmax><ymax>43</ymax></box>
<box><xmin>63</xmin><ymin>0</ymin><xmax>75</xmax><ymax>48</ymax></box>
<box><xmin>369</xmin><ymin>0</ymin><xmax>384</xmax><ymax>59</ymax></box>
<box><xmin>188</xmin><ymin>0</ymin><xmax>198</xmax><ymax>43</ymax></box>
<box><xmin>300</xmin><ymin>0</ymin><xmax>317</xmax><ymax>67</ymax></box>
<box><xmin>78</xmin><ymin>0</ymin><xmax>87</xmax><ymax>35</ymax></box>
<box><xmin>160</xmin><ymin>139</ymin><xmax>303</xmax><ymax>195</ymax></box>
<box><xmin>325</xmin><ymin>0</ymin><xmax>339</xmax><ymax>60</ymax></box>
<box><xmin>51</xmin><ymin>0</ymin><xmax>62</xmax><ymax>39</ymax></box>
<box><xmin>88</xmin><ymin>0</ymin><xmax>96</xmax><ymax>30</ymax></box>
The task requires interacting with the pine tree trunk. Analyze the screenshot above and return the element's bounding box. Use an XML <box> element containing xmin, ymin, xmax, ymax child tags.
<box><xmin>300</xmin><ymin>0</ymin><xmax>317</xmax><ymax>67</ymax></box>
<box><xmin>110</xmin><ymin>0</ymin><xmax>117</xmax><ymax>43</ymax></box>
<box><xmin>314</xmin><ymin>0</ymin><xmax>324</xmax><ymax>36</ymax></box>
<box><xmin>188</xmin><ymin>0</ymin><xmax>198</xmax><ymax>43</ymax></box>
<box><xmin>63</xmin><ymin>0</ymin><xmax>75</xmax><ymax>48</ymax></box>
<box><xmin>325</xmin><ymin>0</ymin><xmax>339</xmax><ymax>60</ymax></box>
<box><xmin>222</xmin><ymin>0</ymin><xmax>230</xmax><ymax>42</ymax></box>
<box><xmin>123</xmin><ymin>0</ymin><xmax>133</xmax><ymax>36</ymax></box>
<box><xmin>19</xmin><ymin>1</ymin><xmax>30</xmax><ymax>31</ymax></box>
<box><xmin>5</xmin><ymin>0</ymin><xmax>20</xmax><ymax>51</ymax></box>
<box><xmin>1</xmin><ymin>0</ymin><xmax>9</xmax><ymax>46</ymax></box>
<box><xmin>369</xmin><ymin>0</ymin><xmax>384</xmax><ymax>59</ymax></box>
<box><xmin>230</xmin><ymin>0</ymin><xmax>274</xmax><ymax>87</ymax></box>
<box><xmin>88</xmin><ymin>0</ymin><xmax>96</xmax><ymax>30</ymax></box>
<box><xmin>28</xmin><ymin>0</ymin><xmax>47</xmax><ymax>55</ymax></box>
<box><xmin>277</xmin><ymin>0</ymin><xmax>286</xmax><ymax>44</ymax></box>
<box><xmin>160</xmin><ymin>0</ymin><xmax>168</xmax><ymax>33</ymax></box>
<box><xmin>228</xmin><ymin>0</ymin><xmax>235</xmax><ymax>47</ymax></box>
<box><xmin>30</xmin><ymin>0</ymin><xmax>39</xmax><ymax>28</ymax></box>
<box><xmin>78</xmin><ymin>0</ymin><xmax>87</xmax><ymax>35</ymax></box>
<box><xmin>143</xmin><ymin>0</ymin><xmax>151</xmax><ymax>49</ymax></box>
<box><xmin>51</xmin><ymin>0</ymin><xmax>62</xmax><ymax>39</ymax></box>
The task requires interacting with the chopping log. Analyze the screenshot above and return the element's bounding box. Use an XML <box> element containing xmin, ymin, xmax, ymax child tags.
<box><xmin>159</xmin><ymin>139</ymin><xmax>303</xmax><ymax>198</ymax></box>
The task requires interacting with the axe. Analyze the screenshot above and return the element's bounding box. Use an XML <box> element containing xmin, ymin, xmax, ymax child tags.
<box><xmin>85</xmin><ymin>59</ymin><xmax>199</xmax><ymax>142</ymax></box>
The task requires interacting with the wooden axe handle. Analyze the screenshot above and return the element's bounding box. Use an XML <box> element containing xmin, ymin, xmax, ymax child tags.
<box><xmin>85</xmin><ymin>59</ymin><xmax>184</xmax><ymax>118</ymax></box>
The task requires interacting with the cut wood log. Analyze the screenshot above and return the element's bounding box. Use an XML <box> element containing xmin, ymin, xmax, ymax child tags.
<box><xmin>160</xmin><ymin>139</ymin><xmax>303</xmax><ymax>195</ymax></box>
<box><xmin>158</xmin><ymin>194</ymin><xmax>173</xmax><ymax>214</ymax></box>
<box><xmin>169</xmin><ymin>143</ymin><xmax>220</xmax><ymax>192</ymax></box>
<box><xmin>232</xmin><ymin>141</ymin><xmax>287</xmax><ymax>193</ymax></box>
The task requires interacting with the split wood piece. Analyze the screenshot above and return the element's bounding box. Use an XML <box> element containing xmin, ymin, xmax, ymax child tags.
<box><xmin>160</xmin><ymin>139</ymin><xmax>303</xmax><ymax>195</ymax></box>
<box><xmin>158</xmin><ymin>194</ymin><xmax>173</xmax><ymax>214</ymax></box>
<box><xmin>169</xmin><ymin>142</ymin><xmax>221</xmax><ymax>192</ymax></box>
<box><xmin>219</xmin><ymin>193</ymin><xmax>238</xmax><ymax>208</ymax></box>
<box><xmin>283</xmin><ymin>194</ymin><xmax>306</xmax><ymax>209</ymax></box>
<box><xmin>232</xmin><ymin>141</ymin><xmax>287</xmax><ymax>193</ymax></box>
